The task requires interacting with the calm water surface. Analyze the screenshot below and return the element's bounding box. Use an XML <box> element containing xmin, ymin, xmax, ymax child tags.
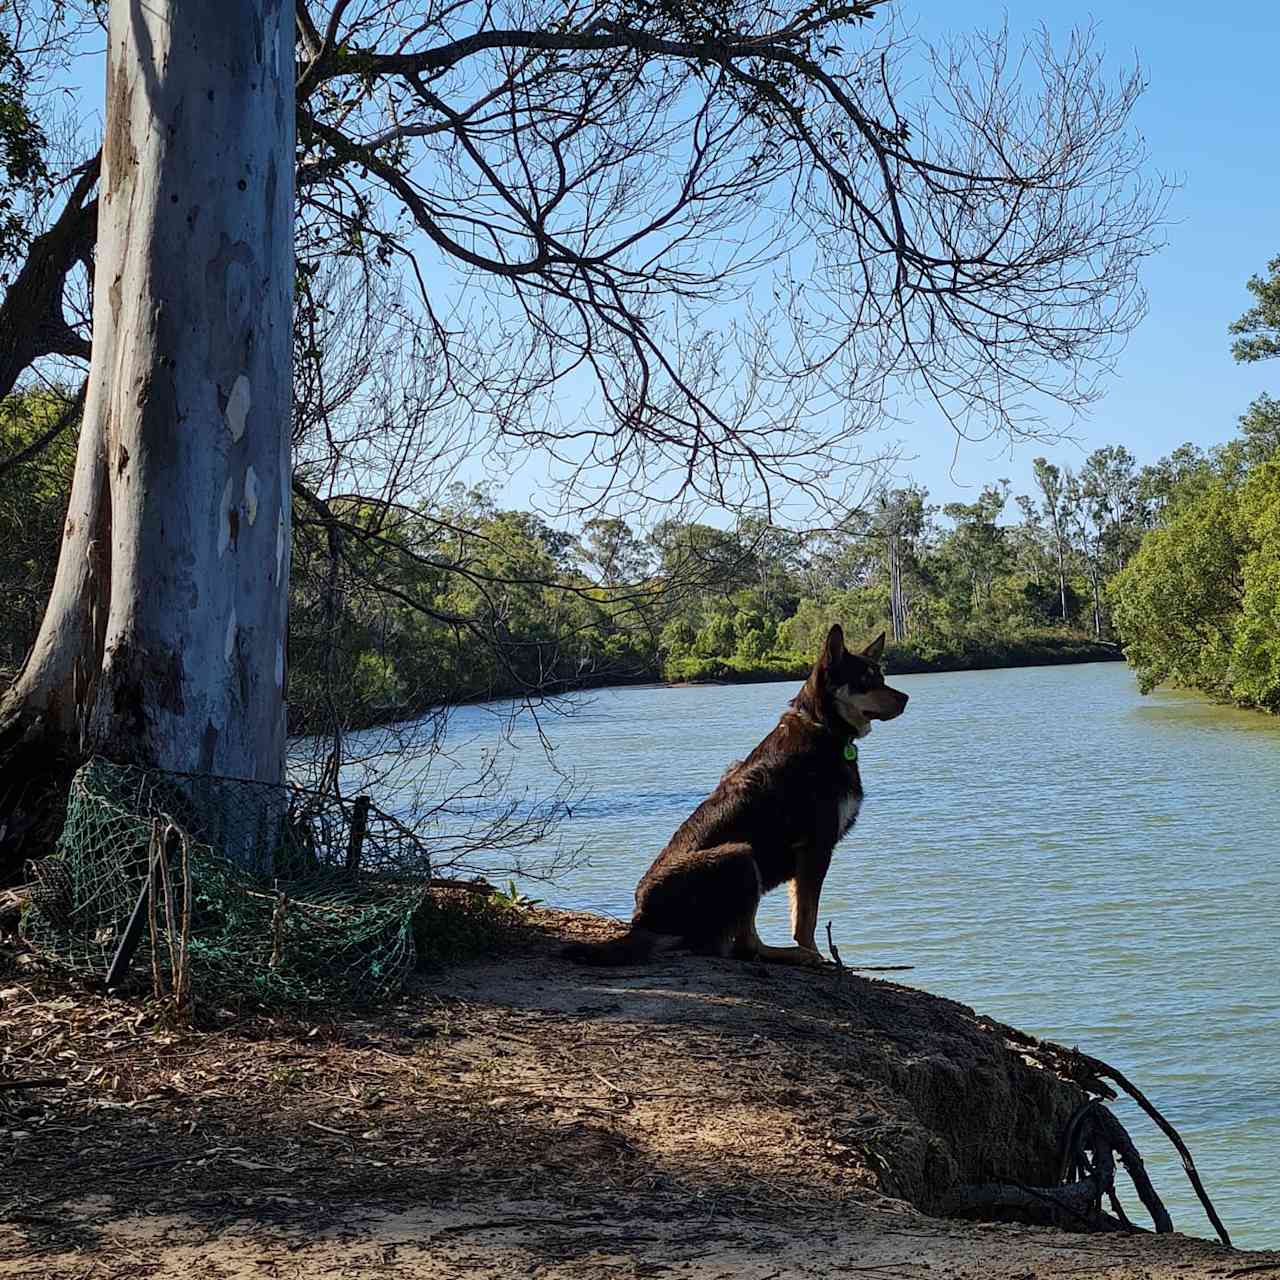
<box><xmin>385</xmin><ymin>663</ymin><xmax>1280</xmax><ymax>1247</ymax></box>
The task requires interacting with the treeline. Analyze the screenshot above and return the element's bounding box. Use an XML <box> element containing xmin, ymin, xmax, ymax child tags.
<box><xmin>3</xmin><ymin>389</ymin><xmax>1161</xmax><ymax>727</ymax></box>
<box><xmin>8</xmin><ymin>243</ymin><xmax>1276</xmax><ymax>723</ymax></box>
<box><xmin>1110</xmin><ymin>255</ymin><xmax>1280</xmax><ymax>712</ymax></box>
<box><xmin>7</xmin><ymin>240</ymin><xmax>1278</xmax><ymax>726</ymax></box>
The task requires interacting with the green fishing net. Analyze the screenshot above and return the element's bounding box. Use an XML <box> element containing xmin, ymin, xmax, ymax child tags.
<box><xmin>24</xmin><ymin>758</ymin><xmax>432</xmax><ymax>1005</ymax></box>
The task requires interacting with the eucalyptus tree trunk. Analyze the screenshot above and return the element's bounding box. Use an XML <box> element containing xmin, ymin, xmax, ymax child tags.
<box><xmin>1088</xmin><ymin>559</ymin><xmax>1103</xmax><ymax>639</ymax></box>
<box><xmin>0</xmin><ymin>1</ymin><xmax>294</xmax><ymax>834</ymax></box>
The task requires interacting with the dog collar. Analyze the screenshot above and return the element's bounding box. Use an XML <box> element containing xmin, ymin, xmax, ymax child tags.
<box><xmin>842</xmin><ymin>739</ymin><xmax>858</xmax><ymax>763</ymax></box>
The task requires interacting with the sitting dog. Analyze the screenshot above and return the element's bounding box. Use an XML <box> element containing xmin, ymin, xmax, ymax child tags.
<box><xmin>565</xmin><ymin>625</ymin><xmax>908</xmax><ymax>966</ymax></box>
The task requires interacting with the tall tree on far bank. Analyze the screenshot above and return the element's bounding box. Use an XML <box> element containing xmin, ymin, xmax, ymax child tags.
<box><xmin>942</xmin><ymin>483</ymin><xmax>1010</xmax><ymax>619</ymax></box>
<box><xmin>1230</xmin><ymin>254</ymin><xmax>1280</xmax><ymax>465</ymax></box>
<box><xmin>1080</xmin><ymin>445</ymin><xmax>1146</xmax><ymax>573</ymax></box>
<box><xmin>1030</xmin><ymin>458</ymin><xmax>1071</xmax><ymax>622</ymax></box>
<box><xmin>579</xmin><ymin>518</ymin><xmax>650</xmax><ymax>588</ymax></box>
<box><xmin>874</xmin><ymin>487</ymin><xmax>926</xmax><ymax>641</ymax></box>
<box><xmin>1063</xmin><ymin>468</ymin><xmax>1106</xmax><ymax>638</ymax></box>
<box><xmin>1229</xmin><ymin>255</ymin><xmax>1280</xmax><ymax>366</ymax></box>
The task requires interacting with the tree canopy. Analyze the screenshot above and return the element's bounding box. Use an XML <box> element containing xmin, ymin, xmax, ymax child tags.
<box><xmin>4</xmin><ymin>1</ymin><xmax>1166</xmax><ymax>513</ymax></box>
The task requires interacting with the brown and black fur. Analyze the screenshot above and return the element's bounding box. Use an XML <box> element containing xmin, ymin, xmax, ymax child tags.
<box><xmin>564</xmin><ymin>625</ymin><xmax>909</xmax><ymax>967</ymax></box>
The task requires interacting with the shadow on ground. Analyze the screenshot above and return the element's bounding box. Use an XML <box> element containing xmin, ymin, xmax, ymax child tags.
<box><xmin>0</xmin><ymin>910</ymin><xmax>1267</xmax><ymax>1278</ymax></box>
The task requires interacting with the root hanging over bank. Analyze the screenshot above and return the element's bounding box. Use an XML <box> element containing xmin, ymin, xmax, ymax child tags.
<box><xmin>969</xmin><ymin>1017</ymin><xmax>1233</xmax><ymax>1245</ymax></box>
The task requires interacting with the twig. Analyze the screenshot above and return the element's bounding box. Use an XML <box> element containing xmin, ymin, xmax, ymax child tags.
<box><xmin>0</xmin><ymin>1077</ymin><xmax>67</xmax><ymax>1091</ymax></box>
<box><xmin>587</xmin><ymin>1066</ymin><xmax>632</xmax><ymax>1106</ymax></box>
<box><xmin>427</xmin><ymin>876</ymin><xmax>497</xmax><ymax>894</ymax></box>
<box><xmin>825</xmin><ymin>920</ymin><xmax>845</xmax><ymax>973</ymax></box>
<box><xmin>824</xmin><ymin>921</ymin><xmax>912</xmax><ymax>972</ymax></box>
<box><xmin>305</xmin><ymin>1119</ymin><xmax>351</xmax><ymax>1138</ymax></box>
<box><xmin>428</xmin><ymin>1214</ymin><xmax>605</xmax><ymax>1241</ymax></box>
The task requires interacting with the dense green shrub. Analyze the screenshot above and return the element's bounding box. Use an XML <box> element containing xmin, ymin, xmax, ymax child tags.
<box><xmin>1110</xmin><ymin>458</ymin><xmax>1280</xmax><ymax>711</ymax></box>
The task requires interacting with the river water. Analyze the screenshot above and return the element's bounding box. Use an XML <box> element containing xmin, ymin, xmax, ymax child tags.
<box><xmin>379</xmin><ymin>662</ymin><xmax>1280</xmax><ymax>1247</ymax></box>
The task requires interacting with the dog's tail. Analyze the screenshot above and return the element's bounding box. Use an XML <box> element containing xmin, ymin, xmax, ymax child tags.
<box><xmin>562</xmin><ymin>926</ymin><xmax>664</xmax><ymax>966</ymax></box>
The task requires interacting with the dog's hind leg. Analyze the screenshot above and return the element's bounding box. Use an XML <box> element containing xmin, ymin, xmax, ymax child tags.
<box><xmin>638</xmin><ymin>842</ymin><xmax>762</xmax><ymax>958</ymax></box>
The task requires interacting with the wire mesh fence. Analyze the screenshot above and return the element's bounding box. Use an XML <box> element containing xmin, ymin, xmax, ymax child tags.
<box><xmin>24</xmin><ymin>758</ymin><xmax>433</xmax><ymax>1005</ymax></box>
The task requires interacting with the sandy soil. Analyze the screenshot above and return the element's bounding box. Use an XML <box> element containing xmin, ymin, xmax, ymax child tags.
<box><xmin>1</xmin><ymin>907</ymin><xmax>1274</xmax><ymax>1279</ymax></box>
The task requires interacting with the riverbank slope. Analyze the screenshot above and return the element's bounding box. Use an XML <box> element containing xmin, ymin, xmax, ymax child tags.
<box><xmin>1</xmin><ymin>907</ymin><xmax>1267</xmax><ymax>1278</ymax></box>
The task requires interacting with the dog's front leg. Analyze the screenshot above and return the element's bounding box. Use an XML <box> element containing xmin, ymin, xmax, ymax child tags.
<box><xmin>789</xmin><ymin>852</ymin><xmax>831</xmax><ymax>953</ymax></box>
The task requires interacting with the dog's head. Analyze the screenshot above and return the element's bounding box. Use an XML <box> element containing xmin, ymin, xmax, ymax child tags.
<box><xmin>803</xmin><ymin>625</ymin><xmax>909</xmax><ymax>739</ymax></box>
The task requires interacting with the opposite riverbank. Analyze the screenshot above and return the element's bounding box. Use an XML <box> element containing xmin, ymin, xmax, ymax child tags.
<box><xmin>291</xmin><ymin>633</ymin><xmax>1125</xmax><ymax>733</ymax></box>
<box><xmin>2</xmin><ymin>904</ymin><xmax>1267</xmax><ymax>1278</ymax></box>
<box><xmin>665</xmin><ymin>632</ymin><xmax>1123</xmax><ymax>685</ymax></box>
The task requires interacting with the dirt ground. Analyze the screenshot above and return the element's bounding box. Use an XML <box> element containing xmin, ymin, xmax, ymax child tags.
<box><xmin>1</xmin><ymin>907</ymin><xmax>1275</xmax><ymax>1279</ymax></box>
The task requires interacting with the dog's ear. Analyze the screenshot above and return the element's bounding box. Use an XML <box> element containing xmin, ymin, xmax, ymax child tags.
<box><xmin>821</xmin><ymin>624</ymin><xmax>845</xmax><ymax>667</ymax></box>
<box><xmin>861</xmin><ymin>632</ymin><xmax>886</xmax><ymax>662</ymax></box>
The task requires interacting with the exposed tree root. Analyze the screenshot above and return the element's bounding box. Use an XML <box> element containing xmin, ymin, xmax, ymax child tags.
<box><xmin>978</xmin><ymin>1017</ymin><xmax>1232</xmax><ymax>1246</ymax></box>
<box><xmin>946</xmin><ymin>1100</ymin><xmax>1169</xmax><ymax>1233</ymax></box>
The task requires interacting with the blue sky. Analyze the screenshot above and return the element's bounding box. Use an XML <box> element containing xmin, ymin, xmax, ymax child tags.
<box><xmin>897</xmin><ymin>0</ymin><xmax>1280</xmax><ymax>505</ymax></box>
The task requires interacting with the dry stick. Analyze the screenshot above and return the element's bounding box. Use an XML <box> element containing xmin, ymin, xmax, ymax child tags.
<box><xmin>175</xmin><ymin>828</ymin><xmax>192</xmax><ymax>1018</ymax></box>
<box><xmin>147</xmin><ymin>820</ymin><xmax>163</xmax><ymax>999</ymax></box>
<box><xmin>825</xmin><ymin>919</ymin><xmax>914</xmax><ymax>972</ymax></box>
<box><xmin>0</xmin><ymin>1078</ymin><xmax>67</xmax><ymax>1091</ymax></box>
<box><xmin>825</xmin><ymin>919</ymin><xmax>845</xmax><ymax>973</ymax></box>
<box><xmin>161</xmin><ymin>830</ymin><xmax>178</xmax><ymax>997</ymax></box>
<box><xmin>159</xmin><ymin>825</ymin><xmax>188</xmax><ymax>1018</ymax></box>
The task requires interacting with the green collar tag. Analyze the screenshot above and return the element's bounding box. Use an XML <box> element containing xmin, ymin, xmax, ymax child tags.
<box><xmin>843</xmin><ymin>739</ymin><xmax>859</xmax><ymax>763</ymax></box>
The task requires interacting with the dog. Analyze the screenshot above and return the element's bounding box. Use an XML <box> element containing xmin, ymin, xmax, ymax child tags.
<box><xmin>564</xmin><ymin>625</ymin><xmax>908</xmax><ymax>967</ymax></box>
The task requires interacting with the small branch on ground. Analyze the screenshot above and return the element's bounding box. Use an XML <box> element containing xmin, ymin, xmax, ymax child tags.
<box><xmin>824</xmin><ymin>920</ymin><xmax>913</xmax><ymax>973</ymax></box>
<box><xmin>825</xmin><ymin>920</ymin><xmax>845</xmax><ymax>974</ymax></box>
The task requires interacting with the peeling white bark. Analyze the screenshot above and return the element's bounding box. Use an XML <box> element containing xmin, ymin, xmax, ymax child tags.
<box><xmin>244</xmin><ymin>466</ymin><xmax>259</xmax><ymax>525</ymax></box>
<box><xmin>225</xmin><ymin>375</ymin><xmax>252</xmax><ymax>442</ymax></box>
<box><xmin>2</xmin><ymin>0</ymin><xmax>294</xmax><ymax>789</ymax></box>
